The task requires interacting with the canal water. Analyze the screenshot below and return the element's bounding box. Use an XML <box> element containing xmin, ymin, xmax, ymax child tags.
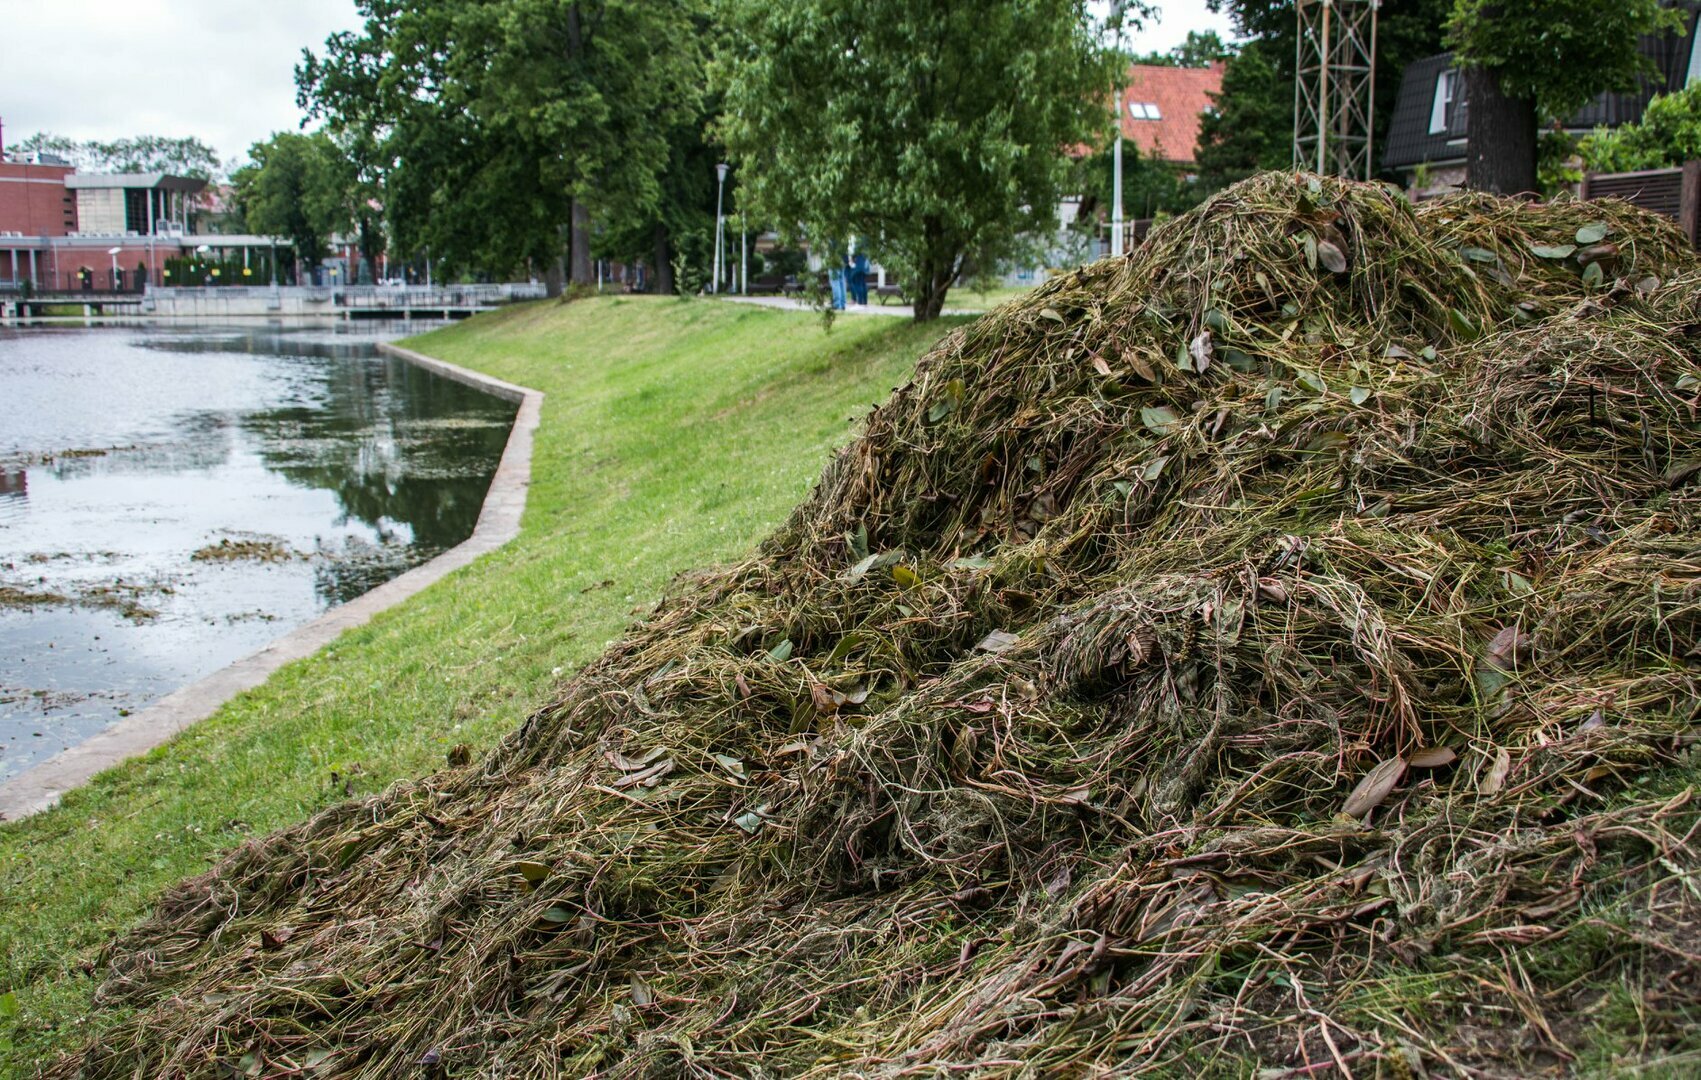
<box><xmin>0</xmin><ymin>322</ymin><xmax>516</xmax><ymax>781</ymax></box>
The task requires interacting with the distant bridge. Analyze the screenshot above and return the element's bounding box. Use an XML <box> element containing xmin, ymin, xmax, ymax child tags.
<box><xmin>0</xmin><ymin>283</ymin><xmax>549</xmax><ymax>321</ymax></box>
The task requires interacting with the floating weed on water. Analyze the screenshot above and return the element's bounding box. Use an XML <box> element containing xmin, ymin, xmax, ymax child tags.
<box><xmin>189</xmin><ymin>536</ymin><xmax>301</xmax><ymax>564</ymax></box>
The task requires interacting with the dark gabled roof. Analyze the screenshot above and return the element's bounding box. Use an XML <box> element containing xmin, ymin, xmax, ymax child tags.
<box><xmin>1383</xmin><ymin>54</ymin><xmax>1465</xmax><ymax>172</ymax></box>
<box><xmin>1384</xmin><ymin>9</ymin><xmax>1701</xmax><ymax>171</ymax></box>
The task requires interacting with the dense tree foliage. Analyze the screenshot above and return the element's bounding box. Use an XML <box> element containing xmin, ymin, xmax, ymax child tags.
<box><xmin>1074</xmin><ymin>139</ymin><xmax>1203</xmax><ymax>235</ymax></box>
<box><xmin>232</xmin><ymin>132</ymin><xmax>351</xmax><ymax>281</ymax></box>
<box><xmin>297</xmin><ymin>0</ymin><xmax>704</xmax><ymax>291</ymax></box>
<box><xmin>1580</xmin><ymin>81</ymin><xmax>1701</xmax><ymax>172</ymax></box>
<box><xmin>714</xmin><ymin>0</ymin><xmax>1123</xmax><ymax>320</ymax></box>
<box><xmin>1194</xmin><ymin>37</ymin><xmax>1289</xmax><ymax>191</ymax></box>
<box><xmin>1447</xmin><ymin>0</ymin><xmax>1684</xmax><ymax>193</ymax></box>
<box><xmin>12</xmin><ymin>132</ymin><xmax>223</xmax><ymax>179</ymax></box>
<box><xmin>586</xmin><ymin>11</ymin><xmax>727</xmax><ymax>295</ymax></box>
<box><xmin>591</xmin><ymin>106</ymin><xmax>720</xmax><ymax>296</ymax></box>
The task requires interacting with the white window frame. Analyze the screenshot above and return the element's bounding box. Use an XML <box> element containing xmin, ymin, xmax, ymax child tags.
<box><xmin>1128</xmin><ymin>101</ymin><xmax>1162</xmax><ymax>121</ymax></box>
<box><xmin>1429</xmin><ymin>69</ymin><xmax>1456</xmax><ymax>135</ymax></box>
<box><xmin>1688</xmin><ymin>19</ymin><xmax>1701</xmax><ymax>86</ymax></box>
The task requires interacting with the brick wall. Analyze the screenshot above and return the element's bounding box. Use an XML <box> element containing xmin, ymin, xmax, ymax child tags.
<box><xmin>0</xmin><ymin>161</ymin><xmax>76</xmax><ymax>236</ymax></box>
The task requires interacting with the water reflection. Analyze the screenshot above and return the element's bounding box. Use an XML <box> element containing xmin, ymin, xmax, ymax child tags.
<box><xmin>0</xmin><ymin>322</ymin><xmax>516</xmax><ymax>779</ymax></box>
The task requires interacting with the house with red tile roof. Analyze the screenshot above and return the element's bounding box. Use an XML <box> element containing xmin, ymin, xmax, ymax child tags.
<box><xmin>1116</xmin><ymin>62</ymin><xmax>1225</xmax><ymax>169</ymax></box>
<box><xmin>1000</xmin><ymin>61</ymin><xmax>1226</xmax><ymax>289</ymax></box>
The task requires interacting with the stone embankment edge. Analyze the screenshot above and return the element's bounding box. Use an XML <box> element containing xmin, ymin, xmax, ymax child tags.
<box><xmin>0</xmin><ymin>342</ymin><xmax>542</xmax><ymax>821</ymax></box>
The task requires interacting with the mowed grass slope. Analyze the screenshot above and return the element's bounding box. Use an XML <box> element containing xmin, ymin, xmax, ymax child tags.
<box><xmin>0</xmin><ymin>296</ymin><xmax>959</xmax><ymax>1071</ymax></box>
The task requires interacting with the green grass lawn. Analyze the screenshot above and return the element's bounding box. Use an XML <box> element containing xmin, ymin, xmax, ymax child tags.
<box><xmin>0</xmin><ymin>295</ymin><xmax>960</xmax><ymax>1072</ymax></box>
<box><xmin>951</xmin><ymin>283</ymin><xmax>1040</xmax><ymax>310</ymax></box>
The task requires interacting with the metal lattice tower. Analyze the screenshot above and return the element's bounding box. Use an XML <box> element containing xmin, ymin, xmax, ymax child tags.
<box><xmin>1293</xmin><ymin>0</ymin><xmax>1380</xmax><ymax>179</ymax></box>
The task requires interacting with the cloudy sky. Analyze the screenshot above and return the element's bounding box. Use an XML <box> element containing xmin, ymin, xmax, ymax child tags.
<box><xmin>0</xmin><ymin>0</ymin><xmax>1236</xmax><ymax>170</ymax></box>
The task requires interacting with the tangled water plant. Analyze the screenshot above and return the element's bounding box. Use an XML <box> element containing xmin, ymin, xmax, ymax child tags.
<box><xmin>54</xmin><ymin>174</ymin><xmax>1701</xmax><ymax>1076</ymax></box>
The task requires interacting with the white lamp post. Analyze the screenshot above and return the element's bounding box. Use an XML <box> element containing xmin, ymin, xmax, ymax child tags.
<box><xmin>196</xmin><ymin>244</ymin><xmax>211</xmax><ymax>286</ymax></box>
<box><xmin>107</xmin><ymin>246</ymin><xmax>121</xmax><ymax>292</ymax></box>
<box><xmin>713</xmin><ymin>162</ymin><xmax>729</xmax><ymax>295</ymax></box>
<box><xmin>1110</xmin><ymin>1</ymin><xmax>1129</xmax><ymax>258</ymax></box>
<box><xmin>1112</xmin><ymin>131</ymin><xmax>1124</xmax><ymax>258</ymax></box>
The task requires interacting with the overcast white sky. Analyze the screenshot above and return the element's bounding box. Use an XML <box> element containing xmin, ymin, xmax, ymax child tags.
<box><xmin>1116</xmin><ymin>0</ymin><xmax>1241</xmax><ymax>55</ymax></box>
<box><xmin>0</xmin><ymin>0</ymin><xmax>1237</xmax><ymax>169</ymax></box>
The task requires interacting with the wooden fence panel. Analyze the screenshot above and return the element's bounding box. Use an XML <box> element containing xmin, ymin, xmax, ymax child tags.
<box><xmin>1581</xmin><ymin>162</ymin><xmax>1701</xmax><ymax>246</ymax></box>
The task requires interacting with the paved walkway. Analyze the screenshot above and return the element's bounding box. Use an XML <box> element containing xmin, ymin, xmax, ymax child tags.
<box><xmin>715</xmin><ymin>295</ymin><xmax>985</xmax><ymax>317</ymax></box>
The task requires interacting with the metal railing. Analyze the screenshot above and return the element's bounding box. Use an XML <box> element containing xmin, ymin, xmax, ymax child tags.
<box><xmin>143</xmin><ymin>283</ymin><xmax>548</xmax><ymax>306</ymax></box>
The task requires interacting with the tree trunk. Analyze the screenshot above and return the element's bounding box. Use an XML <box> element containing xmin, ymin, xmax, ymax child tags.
<box><xmin>653</xmin><ymin>223</ymin><xmax>674</xmax><ymax>295</ymax></box>
<box><xmin>912</xmin><ymin>226</ymin><xmax>957</xmax><ymax>322</ymax></box>
<box><xmin>545</xmin><ymin>256</ymin><xmax>564</xmax><ymax>298</ymax></box>
<box><xmin>358</xmin><ymin>216</ymin><xmax>380</xmax><ymax>284</ymax></box>
<box><xmin>913</xmin><ymin>266</ymin><xmax>950</xmax><ymax>322</ymax></box>
<box><xmin>1464</xmin><ymin>65</ymin><xmax>1538</xmax><ymax>196</ymax></box>
<box><xmin>562</xmin><ymin>4</ymin><xmax>594</xmax><ymax>291</ymax></box>
<box><xmin>569</xmin><ymin>199</ymin><xmax>593</xmax><ymax>286</ymax></box>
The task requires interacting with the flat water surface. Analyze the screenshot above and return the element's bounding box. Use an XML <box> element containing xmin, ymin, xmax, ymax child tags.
<box><xmin>0</xmin><ymin>322</ymin><xmax>515</xmax><ymax>780</ymax></box>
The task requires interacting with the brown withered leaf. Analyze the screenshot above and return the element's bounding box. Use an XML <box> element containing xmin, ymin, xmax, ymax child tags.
<box><xmin>1342</xmin><ymin>756</ymin><xmax>1407</xmax><ymax>818</ymax></box>
<box><xmin>1122</xmin><ymin>349</ymin><xmax>1158</xmax><ymax>383</ymax></box>
<box><xmin>1408</xmin><ymin>746</ymin><xmax>1457</xmax><ymax>769</ymax></box>
<box><xmin>975</xmin><ymin>630</ymin><xmax>1020</xmax><ymax>654</ymax></box>
<box><xmin>607</xmin><ymin>747</ymin><xmax>669</xmax><ymax>772</ymax></box>
<box><xmin>1481</xmin><ymin>747</ymin><xmax>1512</xmax><ymax>795</ymax></box>
<box><xmin>1316</xmin><ymin>239</ymin><xmax>1349</xmax><ymax>274</ymax></box>
<box><xmin>259</xmin><ymin>927</ymin><xmax>294</xmax><ymax>951</ymax></box>
<box><xmin>1485</xmin><ymin>624</ymin><xmax>1530</xmax><ymax>670</ymax></box>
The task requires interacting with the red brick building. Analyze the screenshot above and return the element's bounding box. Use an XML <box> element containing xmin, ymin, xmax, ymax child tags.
<box><xmin>0</xmin><ymin>121</ymin><xmax>276</xmax><ymax>291</ymax></box>
<box><xmin>0</xmin><ymin>160</ymin><xmax>215</xmax><ymax>291</ymax></box>
<box><xmin>0</xmin><ymin>156</ymin><xmax>75</xmax><ymax>236</ymax></box>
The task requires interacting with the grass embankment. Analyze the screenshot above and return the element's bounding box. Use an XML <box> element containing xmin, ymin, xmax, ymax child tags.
<box><xmin>0</xmin><ymin>296</ymin><xmax>960</xmax><ymax>1071</ymax></box>
<box><xmin>953</xmin><ymin>283</ymin><xmax>1036</xmax><ymax>310</ymax></box>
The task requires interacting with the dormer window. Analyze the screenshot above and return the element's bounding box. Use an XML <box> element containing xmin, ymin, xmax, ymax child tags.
<box><xmin>1689</xmin><ymin>17</ymin><xmax>1701</xmax><ymax>85</ymax></box>
<box><xmin>1129</xmin><ymin>102</ymin><xmax>1162</xmax><ymax>121</ymax></box>
<box><xmin>1429</xmin><ymin>69</ymin><xmax>1457</xmax><ymax>134</ymax></box>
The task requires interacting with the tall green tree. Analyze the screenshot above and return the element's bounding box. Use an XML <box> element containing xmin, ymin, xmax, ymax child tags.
<box><xmin>12</xmin><ymin>133</ymin><xmax>223</xmax><ymax>178</ymax></box>
<box><xmin>589</xmin><ymin>10</ymin><xmax>727</xmax><ymax>295</ymax></box>
<box><xmin>92</xmin><ymin>136</ymin><xmax>223</xmax><ymax>179</ymax></box>
<box><xmin>1447</xmin><ymin>0</ymin><xmax>1685</xmax><ymax>194</ymax></box>
<box><xmin>1194</xmin><ymin>38</ymin><xmax>1289</xmax><ymax>191</ymax></box>
<box><xmin>298</xmin><ymin>0</ymin><xmax>704</xmax><ymax>293</ymax></box>
<box><xmin>593</xmin><ymin>106</ymin><xmax>721</xmax><ymax>295</ymax></box>
<box><xmin>232</xmin><ymin>132</ymin><xmax>350</xmax><ymax>281</ymax></box>
<box><xmin>714</xmin><ymin>0</ymin><xmax>1124</xmax><ymax>321</ymax></box>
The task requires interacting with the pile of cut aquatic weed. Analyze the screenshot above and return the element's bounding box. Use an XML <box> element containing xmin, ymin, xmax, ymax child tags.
<box><xmin>51</xmin><ymin>173</ymin><xmax>1701</xmax><ymax>1077</ymax></box>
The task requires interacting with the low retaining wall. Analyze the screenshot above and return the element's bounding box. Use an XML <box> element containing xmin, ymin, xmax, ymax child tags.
<box><xmin>0</xmin><ymin>342</ymin><xmax>542</xmax><ymax>820</ymax></box>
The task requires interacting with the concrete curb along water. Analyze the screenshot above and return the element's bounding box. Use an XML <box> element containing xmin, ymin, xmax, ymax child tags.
<box><xmin>0</xmin><ymin>341</ymin><xmax>542</xmax><ymax>821</ymax></box>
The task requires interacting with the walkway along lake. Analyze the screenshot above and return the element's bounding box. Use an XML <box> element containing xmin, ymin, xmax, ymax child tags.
<box><xmin>0</xmin><ymin>323</ymin><xmax>517</xmax><ymax>781</ymax></box>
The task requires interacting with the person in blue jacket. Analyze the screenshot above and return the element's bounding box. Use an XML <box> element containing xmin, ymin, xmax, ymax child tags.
<box><xmin>828</xmin><ymin>257</ymin><xmax>847</xmax><ymax>310</ymax></box>
<box><xmin>849</xmin><ymin>251</ymin><xmax>869</xmax><ymax>306</ymax></box>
